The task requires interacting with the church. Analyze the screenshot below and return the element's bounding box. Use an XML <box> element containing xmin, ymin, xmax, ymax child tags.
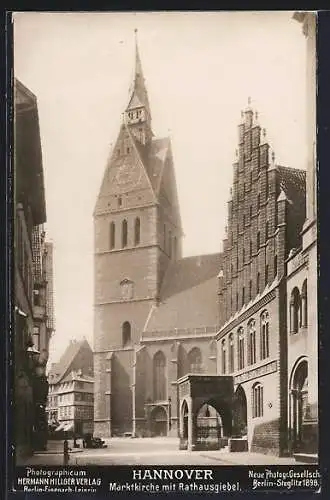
<box><xmin>93</xmin><ymin>24</ymin><xmax>316</xmax><ymax>459</ymax></box>
<box><xmin>93</xmin><ymin>32</ymin><xmax>221</xmax><ymax>439</ymax></box>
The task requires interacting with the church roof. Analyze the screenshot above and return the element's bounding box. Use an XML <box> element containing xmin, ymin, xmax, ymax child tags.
<box><xmin>146</xmin><ymin>137</ymin><xmax>171</xmax><ymax>193</ymax></box>
<box><xmin>276</xmin><ymin>165</ymin><xmax>306</xmax><ymax>207</ymax></box>
<box><xmin>143</xmin><ymin>253</ymin><xmax>222</xmax><ymax>334</ymax></box>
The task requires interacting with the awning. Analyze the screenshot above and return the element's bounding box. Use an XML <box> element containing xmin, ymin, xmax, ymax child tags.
<box><xmin>63</xmin><ymin>422</ymin><xmax>74</xmax><ymax>432</ymax></box>
<box><xmin>55</xmin><ymin>423</ymin><xmax>65</xmax><ymax>431</ymax></box>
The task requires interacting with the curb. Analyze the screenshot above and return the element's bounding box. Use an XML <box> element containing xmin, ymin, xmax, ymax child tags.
<box><xmin>33</xmin><ymin>449</ymin><xmax>84</xmax><ymax>456</ymax></box>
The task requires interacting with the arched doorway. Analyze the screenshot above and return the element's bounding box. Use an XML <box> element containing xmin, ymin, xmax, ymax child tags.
<box><xmin>196</xmin><ymin>403</ymin><xmax>223</xmax><ymax>449</ymax></box>
<box><xmin>233</xmin><ymin>385</ymin><xmax>247</xmax><ymax>437</ymax></box>
<box><xmin>290</xmin><ymin>359</ymin><xmax>308</xmax><ymax>452</ymax></box>
<box><xmin>150</xmin><ymin>406</ymin><xmax>168</xmax><ymax>437</ymax></box>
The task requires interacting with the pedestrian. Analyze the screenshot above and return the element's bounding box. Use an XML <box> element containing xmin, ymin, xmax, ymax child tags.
<box><xmin>63</xmin><ymin>438</ymin><xmax>71</xmax><ymax>466</ymax></box>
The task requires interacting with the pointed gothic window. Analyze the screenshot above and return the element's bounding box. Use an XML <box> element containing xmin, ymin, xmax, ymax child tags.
<box><xmin>122</xmin><ymin>219</ymin><xmax>128</xmax><ymax>248</ymax></box>
<box><xmin>302</xmin><ymin>279</ymin><xmax>308</xmax><ymax>327</ymax></box>
<box><xmin>122</xmin><ymin>321</ymin><xmax>131</xmax><ymax>346</ymax></box>
<box><xmin>290</xmin><ymin>288</ymin><xmax>301</xmax><ymax>334</ymax></box>
<box><xmin>237</xmin><ymin>328</ymin><xmax>245</xmax><ymax>370</ymax></box>
<box><xmin>134</xmin><ymin>217</ymin><xmax>140</xmax><ymax>245</ymax></box>
<box><xmin>229</xmin><ymin>333</ymin><xmax>235</xmax><ymax>373</ymax></box>
<box><xmin>252</xmin><ymin>383</ymin><xmax>264</xmax><ymax>418</ymax></box>
<box><xmin>247</xmin><ymin>320</ymin><xmax>256</xmax><ymax>365</ymax></box>
<box><xmin>110</xmin><ymin>222</ymin><xmax>115</xmax><ymax>250</ymax></box>
<box><xmin>249</xmin><ymin>279</ymin><xmax>252</xmax><ymax>300</ymax></box>
<box><xmin>153</xmin><ymin>351</ymin><xmax>166</xmax><ymax>401</ymax></box>
<box><xmin>188</xmin><ymin>347</ymin><xmax>202</xmax><ymax>373</ymax></box>
<box><xmin>221</xmin><ymin>339</ymin><xmax>226</xmax><ymax>374</ymax></box>
<box><xmin>260</xmin><ymin>311</ymin><xmax>270</xmax><ymax>359</ymax></box>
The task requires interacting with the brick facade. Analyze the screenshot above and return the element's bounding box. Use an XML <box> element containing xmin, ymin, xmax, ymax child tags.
<box><xmin>216</xmin><ymin>104</ymin><xmax>305</xmax><ymax>456</ymax></box>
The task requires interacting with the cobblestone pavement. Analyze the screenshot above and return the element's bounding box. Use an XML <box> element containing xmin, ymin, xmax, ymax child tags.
<box><xmin>20</xmin><ymin>438</ymin><xmax>306</xmax><ymax>466</ymax></box>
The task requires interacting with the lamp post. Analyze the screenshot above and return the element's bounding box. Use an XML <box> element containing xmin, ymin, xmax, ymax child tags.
<box><xmin>168</xmin><ymin>396</ymin><xmax>172</xmax><ymax>434</ymax></box>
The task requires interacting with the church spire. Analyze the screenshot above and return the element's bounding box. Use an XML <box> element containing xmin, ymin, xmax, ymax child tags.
<box><xmin>126</xmin><ymin>29</ymin><xmax>150</xmax><ymax>116</ymax></box>
<box><xmin>125</xmin><ymin>29</ymin><xmax>152</xmax><ymax>144</ymax></box>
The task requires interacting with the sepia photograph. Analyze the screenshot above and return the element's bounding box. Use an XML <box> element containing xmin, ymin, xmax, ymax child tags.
<box><xmin>12</xmin><ymin>9</ymin><xmax>319</xmax><ymax>493</ymax></box>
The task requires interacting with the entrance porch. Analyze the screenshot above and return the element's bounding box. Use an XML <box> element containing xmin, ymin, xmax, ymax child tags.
<box><xmin>177</xmin><ymin>374</ymin><xmax>234</xmax><ymax>451</ymax></box>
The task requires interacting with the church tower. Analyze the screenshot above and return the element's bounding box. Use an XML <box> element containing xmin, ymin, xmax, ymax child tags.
<box><xmin>93</xmin><ymin>31</ymin><xmax>183</xmax><ymax>437</ymax></box>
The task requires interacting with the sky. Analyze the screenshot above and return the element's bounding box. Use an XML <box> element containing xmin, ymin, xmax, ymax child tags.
<box><xmin>13</xmin><ymin>11</ymin><xmax>307</xmax><ymax>365</ymax></box>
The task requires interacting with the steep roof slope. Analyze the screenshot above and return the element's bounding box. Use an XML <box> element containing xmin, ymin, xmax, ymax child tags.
<box><xmin>48</xmin><ymin>338</ymin><xmax>93</xmax><ymax>384</ymax></box>
<box><xmin>143</xmin><ymin>253</ymin><xmax>222</xmax><ymax>334</ymax></box>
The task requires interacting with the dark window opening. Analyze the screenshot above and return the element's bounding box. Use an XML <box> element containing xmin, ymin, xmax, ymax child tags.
<box><xmin>110</xmin><ymin>221</ymin><xmax>115</xmax><ymax>249</ymax></box>
<box><xmin>153</xmin><ymin>351</ymin><xmax>166</xmax><ymax>401</ymax></box>
<box><xmin>122</xmin><ymin>219</ymin><xmax>128</xmax><ymax>248</ymax></box>
<box><xmin>33</xmin><ymin>289</ymin><xmax>41</xmax><ymax>306</ymax></box>
<box><xmin>122</xmin><ymin>321</ymin><xmax>131</xmax><ymax>346</ymax></box>
<box><xmin>257</xmin><ymin>232</ymin><xmax>260</xmax><ymax>250</ymax></box>
<box><xmin>252</xmin><ymin>383</ymin><xmax>263</xmax><ymax>417</ymax></box>
<box><xmin>134</xmin><ymin>217</ymin><xmax>140</xmax><ymax>245</ymax></box>
<box><xmin>274</xmin><ymin>255</ymin><xmax>278</xmax><ymax>277</ymax></box>
<box><xmin>260</xmin><ymin>311</ymin><xmax>270</xmax><ymax>359</ymax></box>
<box><xmin>118</xmin><ymin>196</ymin><xmax>122</xmax><ymax>208</ymax></box>
<box><xmin>302</xmin><ymin>279</ymin><xmax>308</xmax><ymax>327</ymax></box>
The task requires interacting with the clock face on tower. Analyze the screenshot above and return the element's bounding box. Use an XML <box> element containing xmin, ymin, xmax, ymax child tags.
<box><xmin>114</xmin><ymin>162</ymin><xmax>141</xmax><ymax>191</ymax></box>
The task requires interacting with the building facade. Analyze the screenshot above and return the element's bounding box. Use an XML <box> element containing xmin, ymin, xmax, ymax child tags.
<box><xmin>14</xmin><ymin>79</ymin><xmax>55</xmax><ymax>458</ymax></box>
<box><xmin>93</xmin><ymin>35</ymin><xmax>221</xmax><ymax>438</ymax></box>
<box><xmin>94</xmin><ymin>29</ymin><xmax>311</xmax><ymax>458</ymax></box>
<box><xmin>286</xmin><ymin>12</ymin><xmax>318</xmax><ymax>458</ymax></box>
<box><xmin>215</xmin><ymin>105</ymin><xmax>306</xmax><ymax>456</ymax></box>
<box><xmin>47</xmin><ymin>370</ymin><xmax>94</xmax><ymax>437</ymax></box>
<box><xmin>47</xmin><ymin>339</ymin><xmax>94</xmax><ymax>436</ymax></box>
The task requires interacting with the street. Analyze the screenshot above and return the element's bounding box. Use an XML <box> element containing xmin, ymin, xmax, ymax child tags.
<box><xmin>21</xmin><ymin>438</ymin><xmax>305</xmax><ymax>466</ymax></box>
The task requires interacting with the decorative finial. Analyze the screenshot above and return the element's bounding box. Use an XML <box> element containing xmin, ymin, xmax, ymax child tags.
<box><xmin>248</xmin><ymin>96</ymin><xmax>251</xmax><ymax>106</ymax></box>
<box><xmin>134</xmin><ymin>28</ymin><xmax>138</xmax><ymax>34</ymax></box>
<box><xmin>241</xmin><ymin>110</ymin><xmax>244</xmax><ymax>119</ymax></box>
<box><xmin>271</xmin><ymin>151</ymin><xmax>275</xmax><ymax>163</ymax></box>
<box><xmin>235</xmin><ymin>149</ymin><xmax>238</xmax><ymax>158</ymax></box>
